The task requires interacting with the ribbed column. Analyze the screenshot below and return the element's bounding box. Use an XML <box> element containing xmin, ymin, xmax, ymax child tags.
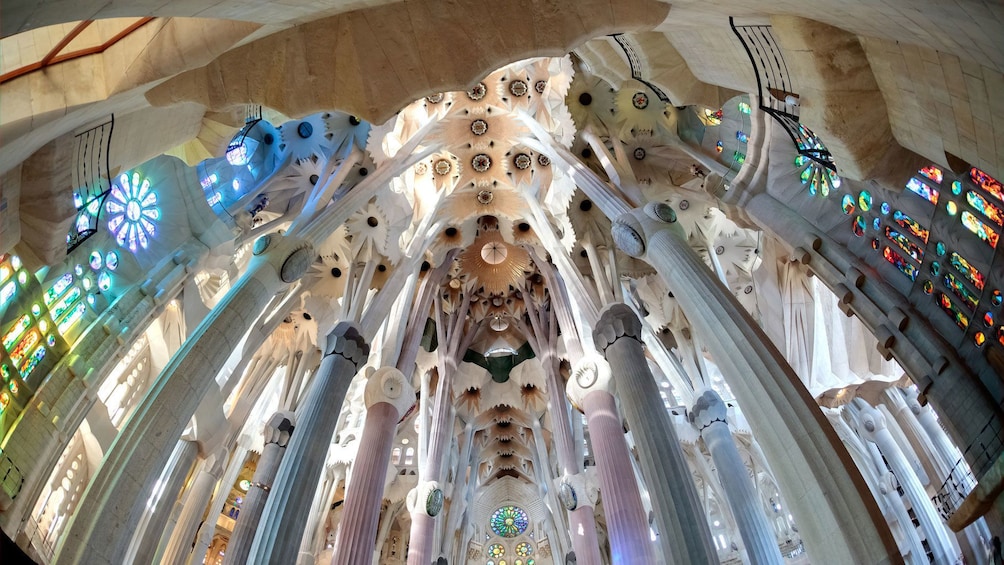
<box><xmin>610</xmin><ymin>203</ymin><xmax>899</xmax><ymax>563</ymax></box>
<box><xmin>692</xmin><ymin>390</ymin><xmax>783</xmax><ymax>564</ymax></box>
<box><xmin>224</xmin><ymin>412</ymin><xmax>295</xmax><ymax>564</ymax></box>
<box><xmin>187</xmin><ymin>441</ymin><xmax>252</xmax><ymax>565</ymax></box>
<box><xmin>160</xmin><ymin>454</ymin><xmax>224</xmax><ymax>565</ymax></box>
<box><xmin>569</xmin><ymin>358</ymin><xmax>654</xmax><ymax>564</ymax></box>
<box><xmin>856</xmin><ymin>401</ymin><xmax>956</xmax><ymax>564</ymax></box>
<box><xmin>129</xmin><ymin>440</ymin><xmax>200</xmax><ymax>565</ymax></box>
<box><xmin>332</xmin><ymin>368</ymin><xmax>414</xmax><ymax>565</ymax></box>
<box><xmin>593</xmin><ymin>303</ymin><xmax>717</xmax><ymax>564</ymax></box>
<box><xmin>54</xmin><ymin>234</ymin><xmax>312</xmax><ymax>565</ymax></box>
<box><xmin>246</xmin><ymin>322</ymin><xmax>369</xmax><ymax>563</ymax></box>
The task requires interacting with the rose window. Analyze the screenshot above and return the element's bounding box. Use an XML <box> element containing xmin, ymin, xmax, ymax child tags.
<box><xmin>516</xmin><ymin>542</ymin><xmax>533</xmax><ymax>557</ymax></box>
<box><xmin>490</xmin><ymin>505</ymin><xmax>529</xmax><ymax>538</ymax></box>
<box><xmin>488</xmin><ymin>544</ymin><xmax>505</xmax><ymax>558</ymax></box>
<box><xmin>106</xmin><ymin>171</ymin><xmax>160</xmax><ymax>253</ymax></box>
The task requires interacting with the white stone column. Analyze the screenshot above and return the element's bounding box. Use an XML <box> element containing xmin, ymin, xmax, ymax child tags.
<box><xmin>331</xmin><ymin>368</ymin><xmax>414</xmax><ymax>565</ymax></box>
<box><xmin>186</xmin><ymin>439</ymin><xmax>252</xmax><ymax>565</ymax></box>
<box><xmin>591</xmin><ymin>303</ymin><xmax>718</xmax><ymax>564</ymax></box>
<box><xmin>54</xmin><ymin>233</ymin><xmax>314</xmax><ymax>565</ymax></box>
<box><xmin>609</xmin><ymin>202</ymin><xmax>899</xmax><ymax>563</ymax></box>
<box><xmin>159</xmin><ymin>452</ymin><xmax>225</xmax><ymax>565</ymax></box>
<box><xmin>246</xmin><ymin>322</ymin><xmax>370</xmax><ymax>563</ymax></box>
<box><xmin>224</xmin><ymin>411</ymin><xmax>295</xmax><ymax>564</ymax></box>
<box><xmin>855</xmin><ymin>401</ymin><xmax>957</xmax><ymax>564</ymax></box>
<box><xmin>127</xmin><ymin>440</ymin><xmax>200</xmax><ymax>565</ymax></box>
<box><xmin>691</xmin><ymin>390</ymin><xmax>783</xmax><ymax>565</ymax></box>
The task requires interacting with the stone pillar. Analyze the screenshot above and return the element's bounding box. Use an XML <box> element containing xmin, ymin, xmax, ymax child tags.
<box><xmin>128</xmin><ymin>440</ymin><xmax>200</xmax><ymax>565</ymax></box>
<box><xmin>53</xmin><ymin>234</ymin><xmax>313</xmax><ymax>565</ymax></box>
<box><xmin>159</xmin><ymin>452</ymin><xmax>225</xmax><ymax>565</ymax></box>
<box><xmin>246</xmin><ymin>322</ymin><xmax>370</xmax><ymax>563</ymax></box>
<box><xmin>559</xmin><ymin>472</ymin><xmax>603</xmax><ymax>565</ymax></box>
<box><xmin>405</xmin><ymin>480</ymin><xmax>443</xmax><ymax>565</ymax></box>
<box><xmin>610</xmin><ymin>202</ymin><xmax>899</xmax><ymax>563</ymax></box>
<box><xmin>592</xmin><ymin>303</ymin><xmax>717</xmax><ymax>564</ymax></box>
<box><xmin>691</xmin><ymin>390</ymin><xmax>783</xmax><ymax>565</ymax></box>
<box><xmin>188</xmin><ymin>440</ymin><xmax>252</xmax><ymax>565</ymax></box>
<box><xmin>568</xmin><ymin>357</ymin><xmax>655</xmax><ymax>564</ymax></box>
<box><xmin>224</xmin><ymin>412</ymin><xmax>295</xmax><ymax>564</ymax></box>
<box><xmin>332</xmin><ymin>368</ymin><xmax>414</xmax><ymax>565</ymax></box>
<box><xmin>855</xmin><ymin>401</ymin><xmax>956</xmax><ymax>564</ymax></box>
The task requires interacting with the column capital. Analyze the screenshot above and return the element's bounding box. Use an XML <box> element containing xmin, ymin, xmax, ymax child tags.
<box><xmin>407</xmin><ymin>480</ymin><xmax>443</xmax><ymax>517</ymax></box>
<box><xmin>249</xmin><ymin>232</ymin><xmax>315</xmax><ymax>283</ymax></box>
<box><xmin>902</xmin><ymin>387</ymin><xmax>926</xmax><ymax>417</ymax></box>
<box><xmin>323</xmin><ymin>321</ymin><xmax>370</xmax><ymax>367</ymax></box>
<box><xmin>556</xmin><ymin>470</ymin><xmax>599</xmax><ymax>510</ymax></box>
<box><xmin>610</xmin><ymin>202</ymin><xmax>686</xmax><ymax>259</ymax></box>
<box><xmin>263</xmin><ymin>411</ymin><xmax>295</xmax><ymax>447</ymax></box>
<box><xmin>592</xmin><ymin>303</ymin><xmax>642</xmax><ymax>352</ymax></box>
<box><xmin>567</xmin><ymin>355</ymin><xmax>615</xmax><ymax>409</ymax></box>
<box><xmin>853</xmin><ymin>401</ymin><xmax>887</xmax><ymax>442</ymax></box>
<box><xmin>689</xmin><ymin>389</ymin><xmax>729</xmax><ymax>432</ymax></box>
<box><xmin>364</xmin><ymin>366</ymin><xmax>415</xmax><ymax>415</ymax></box>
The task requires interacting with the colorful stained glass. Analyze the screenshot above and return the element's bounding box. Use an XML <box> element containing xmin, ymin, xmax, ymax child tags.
<box><xmin>884</xmin><ymin>226</ymin><xmax>924</xmax><ymax>261</ymax></box>
<box><xmin>50</xmin><ymin>287</ymin><xmax>82</xmax><ymax>320</ymax></box>
<box><xmin>733</xmin><ymin>151</ymin><xmax>746</xmax><ymax>164</ymax></box>
<box><xmin>715</xmin><ymin>141</ymin><xmax>723</xmax><ymax>153</ymax></box>
<box><xmin>853</xmin><ymin>216</ymin><xmax>865</xmax><ymax>237</ymax></box>
<box><xmin>106</xmin><ymin>251</ymin><xmax>119</xmax><ymax>270</ymax></box>
<box><xmin>952</xmin><ymin>180</ymin><xmax>963</xmax><ymax>196</ymax></box>
<box><xmin>993</xmin><ymin>289</ymin><xmax>1003</xmax><ymax>307</ymax></box>
<box><xmin>985</xmin><ymin>312</ymin><xmax>995</xmax><ymax>327</ymax></box>
<box><xmin>892</xmin><ymin>210</ymin><xmax>929</xmax><ymax>243</ymax></box>
<box><xmin>975</xmin><ymin>332</ymin><xmax>986</xmax><ymax>346</ymax></box>
<box><xmin>919</xmin><ymin>165</ymin><xmax>943</xmax><ymax>184</ymax></box>
<box><xmin>828</xmin><ymin>169</ymin><xmax>842</xmax><ymax>189</ymax></box>
<box><xmin>43</xmin><ymin>273</ymin><xmax>74</xmax><ymax>306</ymax></box>
<box><xmin>906</xmin><ymin>178</ymin><xmax>939</xmax><ymax>204</ymax></box>
<box><xmin>943</xmin><ymin>273</ymin><xmax>978</xmax><ymax>311</ymax></box>
<box><xmin>106</xmin><ymin>171</ymin><xmax>160</xmax><ymax>253</ymax></box>
<box><xmin>1</xmin><ymin>364</ymin><xmax>9</xmax><ymax>381</ymax></box>
<box><xmin>882</xmin><ymin>246</ymin><xmax>917</xmax><ymax>281</ymax></box>
<box><xmin>800</xmin><ymin>167</ymin><xmax>812</xmax><ymax>184</ymax></box>
<box><xmin>0</xmin><ymin>265</ymin><xmax>10</xmax><ymax>284</ymax></box>
<box><xmin>999</xmin><ymin>326</ymin><xmax>1004</xmax><ymax>346</ymax></box>
<box><xmin>57</xmin><ymin>302</ymin><xmax>87</xmax><ymax>335</ymax></box>
<box><xmin>947</xmin><ymin>201</ymin><xmax>959</xmax><ymax>216</ymax></box>
<box><xmin>19</xmin><ymin>344</ymin><xmax>45</xmax><ymax>376</ymax></box>
<box><xmin>970</xmin><ymin>167</ymin><xmax>1003</xmax><ymax>203</ymax></box>
<box><xmin>18</xmin><ymin>271</ymin><xmax>27</xmax><ymax>285</ymax></box>
<box><xmin>738</xmin><ymin>101</ymin><xmax>752</xmax><ymax>114</ymax></box>
<box><xmin>736</xmin><ymin>131</ymin><xmax>748</xmax><ymax>143</ymax></box>
<box><xmin>794</xmin><ymin>155</ymin><xmax>809</xmax><ymax>167</ymax></box>
<box><xmin>2</xmin><ymin>315</ymin><xmax>31</xmax><ymax>350</ymax></box>
<box><xmin>936</xmin><ymin>291</ymin><xmax>969</xmax><ymax>330</ymax></box>
<box><xmin>488</xmin><ymin>544</ymin><xmax>505</xmax><ymax>558</ymax></box>
<box><xmin>841</xmin><ymin>195</ymin><xmax>855</xmax><ymax>215</ymax></box>
<box><xmin>0</xmin><ymin>281</ymin><xmax>14</xmax><ymax>307</ymax></box>
<box><xmin>872</xmin><ymin>218</ymin><xmax>880</xmax><ymax>230</ymax></box>
<box><xmin>516</xmin><ymin>542</ymin><xmax>533</xmax><ymax>557</ymax></box>
<box><xmin>98</xmin><ymin>272</ymin><xmax>111</xmax><ymax>291</ymax></box>
<box><xmin>9</xmin><ymin>330</ymin><xmax>39</xmax><ymax>365</ymax></box>
<box><xmin>89</xmin><ymin>251</ymin><xmax>102</xmax><ymax>270</ymax></box>
<box><xmin>491</xmin><ymin>506</ymin><xmax>529</xmax><ymax>538</ymax></box>
<box><xmin>966</xmin><ymin>191</ymin><xmax>1004</xmax><ymax>226</ymax></box>
<box><xmin>961</xmin><ymin>211</ymin><xmax>999</xmax><ymax>248</ymax></box>
<box><xmin>935</xmin><ymin>242</ymin><xmax>947</xmax><ymax>256</ymax></box>
<box><xmin>871</xmin><ymin>238</ymin><xmax>880</xmax><ymax>250</ymax></box>
<box><xmin>858</xmin><ymin>191</ymin><xmax>872</xmax><ymax>212</ymax></box>
<box><xmin>931</xmin><ymin>261</ymin><xmax>941</xmax><ymax>276</ymax></box>
<box><xmin>950</xmin><ymin>252</ymin><xmax>985</xmax><ymax>290</ymax></box>
<box><xmin>0</xmin><ymin>392</ymin><xmax>9</xmax><ymax>412</ymax></box>
<box><xmin>7</xmin><ymin>380</ymin><xmax>16</xmax><ymax>395</ymax></box>
<box><xmin>923</xmin><ymin>280</ymin><xmax>934</xmax><ymax>294</ymax></box>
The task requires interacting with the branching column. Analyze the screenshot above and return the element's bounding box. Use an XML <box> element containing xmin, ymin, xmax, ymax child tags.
<box><xmin>224</xmin><ymin>412</ymin><xmax>295</xmax><ymax>564</ymax></box>
<box><xmin>691</xmin><ymin>390</ymin><xmax>783</xmax><ymax>564</ymax></box>
<box><xmin>246</xmin><ymin>322</ymin><xmax>370</xmax><ymax>563</ymax></box>
<box><xmin>610</xmin><ymin>202</ymin><xmax>900</xmax><ymax>563</ymax></box>
<box><xmin>568</xmin><ymin>357</ymin><xmax>654</xmax><ymax>564</ymax></box>
<box><xmin>855</xmin><ymin>401</ymin><xmax>956</xmax><ymax>564</ymax></box>
<box><xmin>159</xmin><ymin>453</ymin><xmax>224</xmax><ymax>565</ymax></box>
<box><xmin>592</xmin><ymin>303</ymin><xmax>717</xmax><ymax>564</ymax></box>
<box><xmin>332</xmin><ymin>368</ymin><xmax>414</xmax><ymax>564</ymax></box>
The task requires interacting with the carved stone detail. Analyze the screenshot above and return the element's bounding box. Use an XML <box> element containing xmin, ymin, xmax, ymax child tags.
<box><xmin>592</xmin><ymin>303</ymin><xmax>643</xmax><ymax>352</ymax></box>
<box><xmin>324</xmin><ymin>321</ymin><xmax>370</xmax><ymax>367</ymax></box>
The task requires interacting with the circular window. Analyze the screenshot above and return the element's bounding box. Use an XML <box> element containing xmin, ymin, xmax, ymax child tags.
<box><xmin>490</xmin><ymin>506</ymin><xmax>529</xmax><ymax>538</ymax></box>
<box><xmin>857</xmin><ymin>191</ymin><xmax>872</xmax><ymax>212</ymax></box>
<box><xmin>841</xmin><ymin>194</ymin><xmax>855</xmax><ymax>215</ymax></box>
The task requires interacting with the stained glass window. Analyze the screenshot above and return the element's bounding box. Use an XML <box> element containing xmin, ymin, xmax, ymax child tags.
<box><xmin>488</xmin><ymin>544</ymin><xmax>505</xmax><ymax>558</ymax></box>
<box><xmin>841</xmin><ymin>195</ymin><xmax>855</xmax><ymax>215</ymax></box>
<box><xmin>943</xmin><ymin>273</ymin><xmax>978</xmax><ymax>311</ymax></box>
<box><xmin>882</xmin><ymin>246</ymin><xmax>917</xmax><ymax>281</ymax></box>
<box><xmin>950</xmin><ymin>252</ymin><xmax>985</xmax><ymax>290</ymax></box>
<box><xmin>952</xmin><ymin>180</ymin><xmax>963</xmax><ymax>196</ymax></box>
<box><xmin>884</xmin><ymin>227</ymin><xmax>924</xmax><ymax>261</ymax></box>
<box><xmin>106</xmin><ymin>171</ymin><xmax>161</xmax><ymax>253</ymax></box>
<box><xmin>936</xmin><ymin>291</ymin><xmax>969</xmax><ymax>330</ymax></box>
<box><xmin>491</xmin><ymin>506</ymin><xmax>529</xmax><ymax>538</ymax></box>
<box><xmin>858</xmin><ymin>191</ymin><xmax>872</xmax><ymax>212</ymax></box>
<box><xmin>516</xmin><ymin>542</ymin><xmax>533</xmax><ymax>557</ymax></box>
<box><xmin>960</xmin><ymin>211</ymin><xmax>999</xmax><ymax>248</ymax></box>
<box><xmin>906</xmin><ymin>178</ymin><xmax>939</xmax><ymax>205</ymax></box>
<box><xmin>892</xmin><ymin>210</ymin><xmax>929</xmax><ymax>243</ymax></box>
<box><xmin>966</xmin><ymin>191</ymin><xmax>1004</xmax><ymax>226</ymax></box>
<box><xmin>970</xmin><ymin>167</ymin><xmax>1003</xmax><ymax>203</ymax></box>
<box><xmin>919</xmin><ymin>165</ymin><xmax>943</xmax><ymax>184</ymax></box>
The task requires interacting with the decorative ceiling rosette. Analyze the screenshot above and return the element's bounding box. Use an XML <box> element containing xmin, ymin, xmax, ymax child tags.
<box><xmin>452</xmin><ymin>145</ymin><xmax>510</xmax><ymax>189</ymax></box>
<box><xmin>566</xmin><ymin>74</ymin><xmax>616</xmax><ymax>132</ymax></box>
<box><xmin>612</xmin><ymin>79</ymin><xmax>668</xmax><ymax>137</ymax></box>
<box><xmin>460</xmin><ymin>229</ymin><xmax>531</xmax><ymax>296</ymax></box>
<box><xmin>278</xmin><ymin>113</ymin><xmax>334</xmax><ymax>160</ymax></box>
<box><xmin>319</xmin><ymin>111</ymin><xmax>371</xmax><ymax>155</ymax></box>
<box><xmin>619</xmin><ymin>132</ymin><xmax>692</xmax><ymax>187</ymax></box>
<box><xmin>442</xmin><ymin>185</ymin><xmax>525</xmax><ymax>225</ymax></box>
